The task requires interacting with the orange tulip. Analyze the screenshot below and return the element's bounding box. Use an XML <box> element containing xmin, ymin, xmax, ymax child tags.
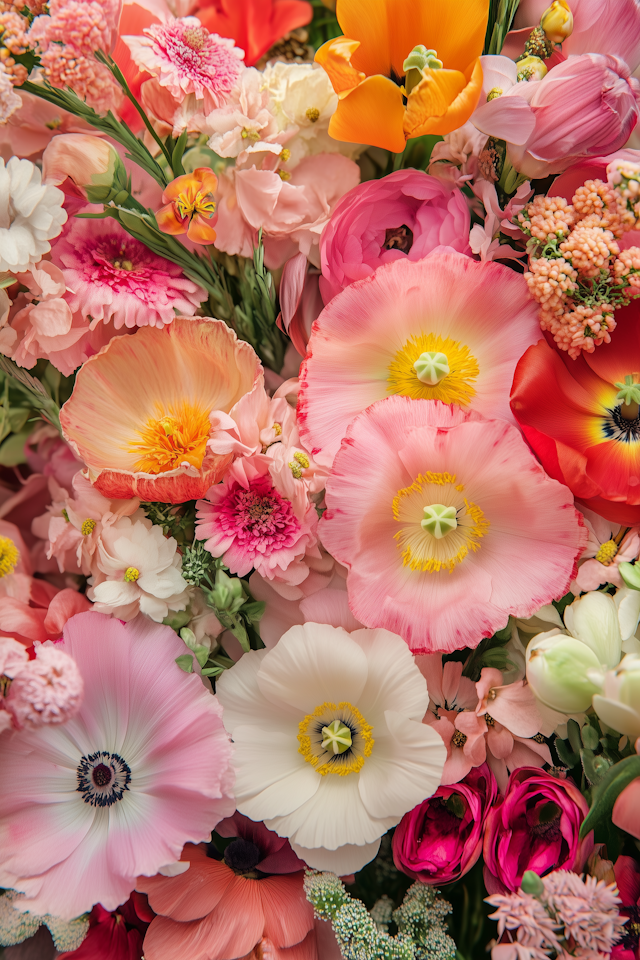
<box><xmin>156</xmin><ymin>167</ymin><xmax>219</xmax><ymax>245</ymax></box>
<box><xmin>315</xmin><ymin>0</ymin><xmax>489</xmax><ymax>153</ymax></box>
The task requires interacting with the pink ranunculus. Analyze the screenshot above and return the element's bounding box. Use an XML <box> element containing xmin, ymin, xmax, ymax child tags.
<box><xmin>392</xmin><ymin>763</ymin><xmax>498</xmax><ymax>885</ymax></box>
<box><xmin>483</xmin><ymin>767</ymin><xmax>593</xmax><ymax>893</ymax></box>
<box><xmin>473</xmin><ymin>54</ymin><xmax>640</xmax><ymax>180</ymax></box>
<box><xmin>318</xmin><ymin>170</ymin><xmax>471</xmax><ymax>303</ymax></box>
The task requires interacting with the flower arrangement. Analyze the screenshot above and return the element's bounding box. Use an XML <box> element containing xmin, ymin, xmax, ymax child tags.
<box><xmin>0</xmin><ymin>0</ymin><xmax>640</xmax><ymax>957</ymax></box>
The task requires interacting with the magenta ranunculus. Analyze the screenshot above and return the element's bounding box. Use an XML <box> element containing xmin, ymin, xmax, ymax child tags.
<box><xmin>318</xmin><ymin>170</ymin><xmax>471</xmax><ymax>303</ymax></box>
<box><xmin>392</xmin><ymin>764</ymin><xmax>498</xmax><ymax>885</ymax></box>
<box><xmin>483</xmin><ymin>767</ymin><xmax>592</xmax><ymax>893</ymax></box>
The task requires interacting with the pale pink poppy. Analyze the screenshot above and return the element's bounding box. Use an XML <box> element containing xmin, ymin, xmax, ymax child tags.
<box><xmin>319</xmin><ymin>398</ymin><xmax>587</xmax><ymax>653</ymax></box>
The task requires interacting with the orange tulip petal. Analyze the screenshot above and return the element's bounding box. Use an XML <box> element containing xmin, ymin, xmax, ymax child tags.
<box><xmin>156</xmin><ymin>202</ymin><xmax>188</xmax><ymax>236</ymax></box>
<box><xmin>328</xmin><ymin>74</ymin><xmax>406</xmax><ymax>153</ymax></box>
<box><xmin>187</xmin><ymin>214</ymin><xmax>218</xmax><ymax>245</ymax></box>
<box><xmin>404</xmin><ymin>58</ymin><xmax>483</xmax><ymax>139</ymax></box>
<box><xmin>315</xmin><ymin>37</ymin><xmax>366</xmax><ymax>96</ymax></box>
<box><xmin>335</xmin><ymin>0</ymin><xmax>392</xmax><ymax>77</ymax></box>
<box><xmin>407</xmin><ymin>0</ymin><xmax>490</xmax><ymax>74</ymax></box>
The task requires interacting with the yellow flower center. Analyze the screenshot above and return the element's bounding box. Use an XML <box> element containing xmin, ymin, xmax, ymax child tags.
<box><xmin>129</xmin><ymin>402</ymin><xmax>211</xmax><ymax>475</ymax></box>
<box><xmin>387</xmin><ymin>334</ymin><xmax>479</xmax><ymax>404</ymax></box>
<box><xmin>0</xmin><ymin>535</ymin><xmax>19</xmax><ymax>578</ymax></box>
<box><xmin>81</xmin><ymin>518</ymin><xmax>97</xmax><ymax>536</ymax></box>
<box><xmin>393</xmin><ymin>471</ymin><xmax>489</xmax><ymax>573</ymax></box>
<box><xmin>595</xmin><ymin>539</ymin><xmax>618</xmax><ymax>565</ymax></box>
<box><xmin>175</xmin><ymin>186</ymin><xmax>216</xmax><ymax>223</ymax></box>
<box><xmin>298</xmin><ymin>701</ymin><xmax>374</xmax><ymax>776</ymax></box>
<box><xmin>306</xmin><ymin>107</ymin><xmax>320</xmax><ymax>122</ymax></box>
<box><xmin>124</xmin><ymin>567</ymin><xmax>140</xmax><ymax>582</ymax></box>
<box><xmin>183</xmin><ymin>25</ymin><xmax>207</xmax><ymax>50</ymax></box>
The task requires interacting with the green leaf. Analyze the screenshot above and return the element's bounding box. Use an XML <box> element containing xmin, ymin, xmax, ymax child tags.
<box><xmin>0</xmin><ymin>431</ymin><xmax>30</xmax><ymax>466</ymax></box>
<box><xmin>242</xmin><ymin>601</ymin><xmax>266</xmax><ymax>623</ymax></box>
<box><xmin>175</xmin><ymin>654</ymin><xmax>194</xmax><ymax>673</ymax></box>
<box><xmin>555</xmin><ymin>736</ymin><xmax>579</xmax><ymax>768</ymax></box>
<box><xmin>580</xmin><ymin>754</ymin><xmax>640</xmax><ymax>839</ymax></box>
<box><xmin>581</xmin><ymin>748</ymin><xmax>612</xmax><ymax>786</ymax></box>
<box><xmin>193</xmin><ymin>645</ymin><xmax>210</xmax><ymax>668</ymax></box>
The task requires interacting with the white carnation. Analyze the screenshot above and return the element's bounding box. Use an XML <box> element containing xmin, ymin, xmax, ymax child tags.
<box><xmin>0</xmin><ymin>157</ymin><xmax>67</xmax><ymax>273</ymax></box>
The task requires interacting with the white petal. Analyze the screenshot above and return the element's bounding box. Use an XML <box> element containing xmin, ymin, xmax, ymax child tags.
<box><xmin>216</xmin><ymin>649</ymin><xmax>300</xmax><ymax>731</ymax></box>
<box><xmin>350</xmin><ymin>628</ymin><xmax>428</xmax><ymax>728</ymax></box>
<box><xmin>257</xmin><ymin>623</ymin><xmax>368</xmax><ymax>713</ymax></box>
<box><xmin>290</xmin><ymin>837</ymin><xmax>381</xmax><ymax>875</ymax></box>
<box><xmin>358</xmin><ymin>711</ymin><xmax>447</xmax><ymax>820</ymax></box>
<box><xmin>232</xmin><ymin>723</ymin><xmax>320</xmax><ymax>817</ymax></box>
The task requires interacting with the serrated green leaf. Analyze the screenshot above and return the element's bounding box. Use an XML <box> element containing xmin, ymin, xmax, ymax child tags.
<box><xmin>175</xmin><ymin>654</ymin><xmax>194</xmax><ymax>673</ymax></box>
<box><xmin>555</xmin><ymin>736</ymin><xmax>579</xmax><ymax>768</ymax></box>
<box><xmin>580</xmin><ymin>754</ymin><xmax>640</xmax><ymax>839</ymax></box>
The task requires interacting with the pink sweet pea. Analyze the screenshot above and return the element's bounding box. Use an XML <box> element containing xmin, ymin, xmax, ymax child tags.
<box><xmin>473</xmin><ymin>54</ymin><xmax>640</xmax><ymax>180</ymax></box>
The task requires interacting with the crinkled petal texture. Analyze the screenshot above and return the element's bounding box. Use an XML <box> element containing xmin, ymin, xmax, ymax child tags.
<box><xmin>0</xmin><ymin>611</ymin><xmax>234</xmax><ymax>920</ymax></box>
<box><xmin>510</xmin><ymin>304</ymin><xmax>640</xmax><ymax>524</ymax></box>
<box><xmin>216</xmin><ymin>623</ymin><xmax>445</xmax><ymax>874</ymax></box>
<box><xmin>59</xmin><ymin>318</ymin><xmax>262</xmax><ymax>503</ymax></box>
<box><xmin>299</xmin><ymin>253</ymin><xmax>541</xmax><ymax>463</ymax></box>
<box><xmin>319</xmin><ymin>398</ymin><xmax>586</xmax><ymax>653</ymax></box>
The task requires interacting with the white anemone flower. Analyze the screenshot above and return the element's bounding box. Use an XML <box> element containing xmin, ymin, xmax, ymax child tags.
<box><xmin>88</xmin><ymin>514</ymin><xmax>189</xmax><ymax>622</ymax></box>
<box><xmin>216</xmin><ymin>622</ymin><xmax>447</xmax><ymax>874</ymax></box>
<box><xmin>0</xmin><ymin>157</ymin><xmax>67</xmax><ymax>273</ymax></box>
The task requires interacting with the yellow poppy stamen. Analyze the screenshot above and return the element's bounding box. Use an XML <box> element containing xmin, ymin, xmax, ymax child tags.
<box><xmin>387</xmin><ymin>334</ymin><xmax>480</xmax><ymax>404</ymax></box>
<box><xmin>129</xmin><ymin>402</ymin><xmax>211</xmax><ymax>475</ymax></box>
<box><xmin>298</xmin><ymin>700</ymin><xmax>374</xmax><ymax>776</ymax></box>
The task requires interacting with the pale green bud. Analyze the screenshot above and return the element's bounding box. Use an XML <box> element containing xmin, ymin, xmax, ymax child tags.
<box><xmin>526</xmin><ymin>630</ymin><xmax>602</xmax><ymax>713</ymax></box>
<box><xmin>592</xmin><ymin>653</ymin><xmax>640</xmax><ymax>740</ymax></box>
<box><xmin>563</xmin><ymin>591</ymin><xmax>622</xmax><ymax>668</ymax></box>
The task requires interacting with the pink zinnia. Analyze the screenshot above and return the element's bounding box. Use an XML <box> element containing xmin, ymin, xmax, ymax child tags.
<box><xmin>51</xmin><ymin>219</ymin><xmax>206</xmax><ymax>330</ymax></box>
<box><xmin>123</xmin><ymin>17</ymin><xmax>244</xmax><ymax>111</ymax></box>
<box><xmin>319</xmin><ymin>398</ymin><xmax>587</xmax><ymax>653</ymax></box>
<box><xmin>0</xmin><ymin>611</ymin><xmax>234</xmax><ymax>920</ymax></box>
<box><xmin>196</xmin><ymin>454</ymin><xmax>319</xmax><ymax>586</ymax></box>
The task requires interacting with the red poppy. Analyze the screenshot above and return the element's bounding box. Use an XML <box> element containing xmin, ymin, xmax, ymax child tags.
<box><xmin>58</xmin><ymin>894</ymin><xmax>154</xmax><ymax>960</ymax></box>
<box><xmin>510</xmin><ymin>301</ymin><xmax>640</xmax><ymax>525</ymax></box>
<box><xmin>194</xmin><ymin>0</ymin><xmax>313</xmax><ymax>66</ymax></box>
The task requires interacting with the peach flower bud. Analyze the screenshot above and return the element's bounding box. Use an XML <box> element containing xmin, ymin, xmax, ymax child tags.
<box><xmin>540</xmin><ymin>0</ymin><xmax>573</xmax><ymax>43</ymax></box>
<box><xmin>42</xmin><ymin>134</ymin><xmax>128</xmax><ymax>204</ymax></box>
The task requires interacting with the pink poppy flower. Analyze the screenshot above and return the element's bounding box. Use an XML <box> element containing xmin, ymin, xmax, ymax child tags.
<box><xmin>318</xmin><ymin>170</ymin><xmax>471</xmax><ymax>303</ymax></box>
<box><xmin>195</xmin><ymin>453</ymin><xmax>320</xmax><ymax>589</ymax></box>
<box><xmin>298</xmin><ymin>252</ymin><xmax>541</xmax><ymax>464</ymax></box>
<box><xmin>0</xmin><ymin>611</ymin><xmax>234</xmax><ymax>919</ymax></box>
<box><xmin>319</xmin><ymin>397</ymin><xmax>586</xmax><ymax>653</ymax></box>
<box><xmin>59</xmin><ymin>318</ymin><xmax>262</xmax><ymax>503</ymax></box>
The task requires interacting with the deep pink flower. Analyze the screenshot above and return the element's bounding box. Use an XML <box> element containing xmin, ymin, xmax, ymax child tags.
<box><xmin>318</xmin><ymin>170</ymin><xmax>471</xmax><ymax>303</ymax></box>
<box><xmin>612</xmin><ymin>855</ymin><xmax>640</xmax><ymax>960</ymax></box>
<box><xmin>483</xmin><ymin>767</ymin><xmax>592</xmax><ymax>893</ymax></box>
<box><xmin>51</xmin><ymin>218</ymin><xmax>206</xmax><ymax>330</ymax></box>
<box><xmin>58</xmin><ymin>893</ymin><xmax>154</xmax><ymax>960</ymax></box>
<box><xmin>473</xmin><ymin>54</ymin><xmax>640</xmax><ymax>179</ymax></box>
<box><xmin>392</xmin><ymin>764</ymin><xmax>497</xmax><ymax>885</ymax></box>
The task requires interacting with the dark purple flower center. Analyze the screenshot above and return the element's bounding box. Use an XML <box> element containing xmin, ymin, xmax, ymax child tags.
<box><xmin>92</xmin><ymin>763</ymin><xmax>112</xmax><ymax>787</ymax></box>
<box><xmin>77</xmin><ymin>751</ymin><xmax>131</xmax><ymax>807</ymax></box>
<box><xmin>223</xmin><ymin>839</ymin><xmax>262</xmax><ymax>875</ymax></box>
<box><xmin>383</xmin><ymin>224</ymin><xmax>414</xmax><ymax>254</ymax></box>
<box><xmin>621</xmin><ymin>906</ymin><xmax>640</xmax><ymax>951</ymax></box>
<box><xmin>527</xmin><ymin>800</ymin><xmax>562</xmax><ymax>841</ymax></box>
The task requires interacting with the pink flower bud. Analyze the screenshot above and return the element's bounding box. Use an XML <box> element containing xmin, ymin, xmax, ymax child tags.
<box><xmin>6</xmin><ymin>642</ymin><xmax>83</xmax><ymax>729</ymax></box>
<box><xmin>42</xmin><ymin>134</ymin><xmax>127</xmax><ymax>203</ymax></box>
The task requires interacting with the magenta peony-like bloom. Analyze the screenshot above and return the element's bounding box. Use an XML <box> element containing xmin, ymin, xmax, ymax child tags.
<box><xmin>0</xmin><ymin>611</ymin><xmax>234</xmax><ymax>920</ymax></box>
<box><xmin>392</xmin><ymin>764</ymin><xmax>497</xmax><ymax>885</ymax></box>
<box><xmin>482</xmin><ymin>767</ymin><xmax>592</xmax><ymax>893</ymax></box>
<box><xmin>51</xmin><ymin>218</ymin><xmax>206</xmax><ymax>330</ymax></box>
<box><xmin>318</xmin><ymin>170</ymin><xmax>471</xmax><ymax>303</ymax></box>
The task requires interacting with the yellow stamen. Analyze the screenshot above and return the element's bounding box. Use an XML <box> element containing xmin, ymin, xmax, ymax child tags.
<box><xmin>0</xmin><ymin>535</ymin><xmax>19</xmax><ymax>578</ymax></box>
<box><xmin>124</xmin><ymin>567</ymin><xmax>140</xmax><ymax>582</ymax></box>
<box><xmin>293</xmin><ymin>451</ymin><xmax>310</xmax><ymax>467</ymax></box>
<box><xmin>81</xmin><ymin>518</ymin><xmax>97</xmax><ymax>536</ymax></box>
<box><xmin>272</xmin><ymin>422</ymin><xmax>282</xmax><ymax>436</ymax></box>
<box><xmin>129</xmin><ymin>402</ymin><xmax>211</xmax><ymax>475</ymax></box>
<box><xmin>175</xmin><ymin>189</ymin><xmax>216</xmax><ymax>222</ymax></box>
<box><xmin>306</xmin><ymin>107</ymin><xmax>320</xmax><ymax>122</ymax></box>
<box><xmin>280</xmin><ymin>148</ymin><xmax>291</xmax><ymax>162</ymax></box>
<box><xmin>278</xmin><ymin>170</ymin><xmax>291</xmax><ymax>181</ymax></box>
<box><xmin>595</xmin><ymin>539</ymin><xmax>618</xmax><ymax>565</ymax></box>
<box><xmin>298</xmin><ymin>700</ymin><xmax>374</xmax><ymax>776</ymax></box>
<box><xmin>387</xmin><ymin>334</ymin><xmax>479</xmax><ymax>404</ymax></box>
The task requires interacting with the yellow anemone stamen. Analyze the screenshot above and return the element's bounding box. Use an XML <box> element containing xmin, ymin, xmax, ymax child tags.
<box><xmin>124</xmin><ymin>567</ymin><xmax>140</xmax><ymax>582</ymax></box>
<box><xmin>129</xmin><ymin>402</ymin><xmax>211</xmax><ymax>475</ymax></box>
<box><xmin>393</xmin><ymin>471</ymin><xmax>489</xmax><ymax>573</ymax></box>
<box><xmin>387</xmin><ymin>334</ymin><xmax>479</xmax><ymax>404</ymax></box>
<box><xmin>0</xmin><ymin>535</ymin><xmax>19</xmax><ymax>578</ymax></box>
<box><xmin>595</xmin><ymin>539</ymin><xmax>618</xmax><ymax>565</ymax></box>
<box><xmin>81</xmin><ymin>519</ymin><xmax>97</xmax><ymax>536</ymax></box>
<box><xmin>298</xmin><ymin>700</ymin><xmax>374</xmax><ymax>776</ymax></box>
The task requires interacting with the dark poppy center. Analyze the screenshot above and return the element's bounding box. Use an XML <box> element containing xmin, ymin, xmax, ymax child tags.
<box><xmin>602</xmin><ymin>404</ymin><xmax>640</xmax><ymax>443</ymax></box>
<box><xmin>92</xmin><ymin>764</ymin><xmax>113</xmax><ymax>787</ymax></box>
<box><xmin>223</xmin><ymin>839</ymin><xmax>261</xmax><ymax>874</ymax></box>
<box><xmin>383</xmin><ymin>224</ymin><xmax>414</xmax><ymax>254</ymax></box>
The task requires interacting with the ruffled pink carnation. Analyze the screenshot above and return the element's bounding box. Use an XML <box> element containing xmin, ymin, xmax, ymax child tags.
<box><xmin>123</xmin><ymin>17</ymin><xmax>244</xmax><ymax>111</ymax></box>
<box><xmin>196</xmin><ymin>454</ymin><xmax>319</xmax><ymax>587</ymax></box>
<box><xmin>51</xmin><ymin>218</ymin><xmax>206</xmax><ymax>330</ymax></box>
<box><xmin>319</xmin><ymin>170</ymin><xmax>471</xmax><ymax>303</ymax></box>
<box><xmin>6</xmin><ymin>641</ymin><xmax>83</xmax><ymax>729</ymax></box>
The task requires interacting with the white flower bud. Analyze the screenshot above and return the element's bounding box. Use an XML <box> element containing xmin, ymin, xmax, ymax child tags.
<box><xmin>526</xmin><ymin>629</ymin><xmax>602</xmax><ymax>713</ymax></box>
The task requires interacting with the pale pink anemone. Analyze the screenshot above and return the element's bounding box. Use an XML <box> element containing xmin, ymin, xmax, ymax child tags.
<box><xmin>123</xmin><ymin>16</ymin><xmax>244</xmax><ymax>112</ymax></box>
<box><xmin>572</xmin><ymin>507</ymin><xmax>640</xmax><ymax>593</ymax></box>
<box><xmin>51</xmin><ymin>218</ymin><xmax>206</xmax><ymax>330</ymax></box>
<box><xmin>298</xmin><ymin>252</ymin><xmax>541</xmax><ymax>464</ymax></box>
<box><xmin>0</xmin><ymin>611</ymin><xmax>234</xmax><ymax>920</ymax></box>
<box><xmin>195</xmin><ymin>454</ymin><xmax>320</xmax><ymax>589</ymax></box>
<box><xmin>418</xmin><ymin>658</ymin><xmax>553</xmax><ymax>792</ymax></box>
<box><xmin>319</xmin><ymin>398</ymin><xmax>587</xmax><ymax>653</ymax></box>
<box><xmin>59</xmin><ymin>318</ymin><xmax>262</xmax><ymax>503</ymax></box>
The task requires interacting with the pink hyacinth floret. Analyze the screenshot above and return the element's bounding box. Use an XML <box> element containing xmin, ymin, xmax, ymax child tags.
<box><xmin>124</xmin><ymin>17</ymin><xmax>244</xmax><ymax>111</ymax></box>
<box><xmin>6</xmin><ymin>641</ymin><xmax>83</xmax><ymax>730</ymax></box>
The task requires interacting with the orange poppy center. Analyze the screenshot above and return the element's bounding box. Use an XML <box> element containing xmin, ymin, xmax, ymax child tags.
<box><xmin>129</xmin><ymin>402</ymin><xmax>211</xmax><ymax>474</ymax></box>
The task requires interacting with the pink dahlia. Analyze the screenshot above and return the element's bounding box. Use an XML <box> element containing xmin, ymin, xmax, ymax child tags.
<box><xmin>123</xmin><ymin>16</ymin><xmax>244</xmax><ymax>111</ymax></box>
<box><xmin>0</xmin><ymin>611</ymin><xmax>234</xmax><ymax>920</ymax></box>
<box><xmin>51</xmin><ymin>218</ymin><xmax>206</xmax><ymax>330</ymax></box>
<box><xmin>319</xmin><ymin>398</ymin><xmax>586</xmax><ymax>653</ymax></box>
<box><xmin>196</xmin><ymin>454</ymin><xmax>320</xmax><ymax>587</ymax></box>
<box><xmin>298</xmin><ymin>252</ymin><xmax>540</xmax><ymax>464</ymax></box>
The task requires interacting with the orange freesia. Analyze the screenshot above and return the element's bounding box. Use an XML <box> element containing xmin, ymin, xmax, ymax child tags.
<box><xmin>315</xmin><ymin>0</ymin><xmax>489</xmax><ymax>153</ymax></box>
<box><xmin>156</xmin><ymin>167</ymin><xmax>219</xmax><ymax>245</ymax></box>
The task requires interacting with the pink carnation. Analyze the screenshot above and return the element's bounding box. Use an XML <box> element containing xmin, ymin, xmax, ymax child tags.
<box><xmin>6</xmin><ymin>641</ymin><xmax>83</xmax><ymax>729</ymax></box>
<box><xmin>51</xmin><ymin>218</ymin><xmax>206</xmax><ymax>330</ymax></box>
<box><xmin>319</xmin><ymin>170</ymin><xmax>471</xmax><ymax>303</ymax></box>
<box><xmin>196</xmin><ymin>454</ymin><xmax>320</xmax><ymax>587</ymax></box>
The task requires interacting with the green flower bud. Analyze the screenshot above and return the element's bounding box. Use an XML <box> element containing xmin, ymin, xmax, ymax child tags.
<box><xmin>526</xmin><ymin>630</ymin><xmax>602</xmax><ymax>713</ymax></box>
